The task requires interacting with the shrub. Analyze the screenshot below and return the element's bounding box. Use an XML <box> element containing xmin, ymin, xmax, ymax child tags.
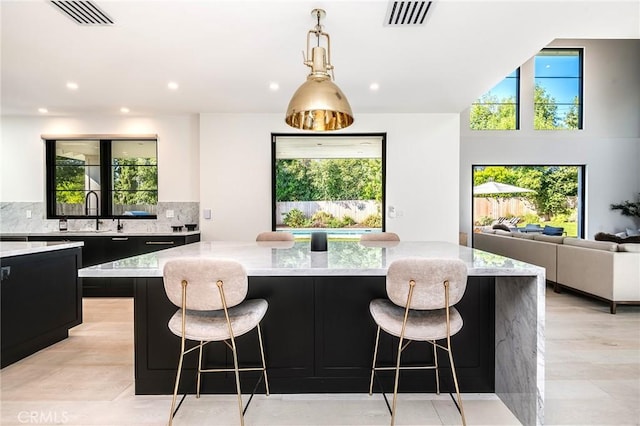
<box><xmin>341</xmin><ymin>215</ymin><xmax>356</xmax><ymax>226</ymax></box>
<box><xmin>476</xmin><ymin>216</ymin><xmax>494</xmax><ymax>226</ymax></box>
<box><xmin>551</xmin><ymin>213</ymin><xmax>571</xmax><ymax>223</ymax></box>
<box><xmin>520</xmin><ymin>213</ymin><xmax>541</xmax><ymax>224</ymax></box>
<box><xmin>362</xmin><ymin>213</ymin><xmax>382</xmax><ymax>228</ymax></box>
<box><xmin>284</xmin><ymin>209</ymin><xmax>311</xmax><ymax>228</ymax></box>
<box><xmin>311</xmin><ymin>210</ymin><xmax>334</xmax><ymax>227</ymax></box>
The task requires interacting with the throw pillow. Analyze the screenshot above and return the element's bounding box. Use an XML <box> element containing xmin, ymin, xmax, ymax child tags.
<box><xmin>620</xmin><ymin>235</ymin><xmax>640</xmax><ymax>244</ymax></box>
<box><xmin>626</xmin><ymin>227</ymin><xmax>640</xmax><ymax>236</ymax></box>
<box><xmin>594</xmin><ymin>232</ymin><xmax>621</xmax><ymax>243</ymax></box>
<box><xmin>542</xmin><ymin>225</ymin><xmax>564</xmax><ymax>236</ymax></box>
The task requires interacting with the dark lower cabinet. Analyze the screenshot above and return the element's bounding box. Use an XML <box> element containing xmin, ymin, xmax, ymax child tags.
<box><xmin>27</xmin><ymin>234</ymin><xmax>200</xmax><ymax>297</ymax></box>
<box><xmin>1</xmin><ymin>247</ymin><xmax>82</xmax><ymax>368</ymax></box>
<box><xmin>133</xmin><ymin>275</ymin><xmax>495</xmax><ymax>395</ymax></box>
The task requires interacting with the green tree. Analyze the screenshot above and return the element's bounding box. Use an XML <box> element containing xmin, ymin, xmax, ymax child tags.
<box><xmin>512</xmin><ymin>166</ymin><xmax>577</xmax><ymax>220</ymax></box>
<box><xmin>564</xmin><ymin>96</ymin><xmax>580</xmax><ymax>129</ymax></box>
<box><xmin>470</xmin><ymin>94</ymin><xmax>516</xmax><ymax>130</ymax></box>
<box><xmin>534</xmin><ymin>85</ymin><xmax>560</xmax><ymax>129</ymax></box>
<box><xmin>55</xmin><ymin>158</ymin><xmax>85</xmax><ymax>204</ymax></box>
<box><xmin>113</xmin><ymin>158</ymin><xmax>158</xmax><ymax>205</ymax></box>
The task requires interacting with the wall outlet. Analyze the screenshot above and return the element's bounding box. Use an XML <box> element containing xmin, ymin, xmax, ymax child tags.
<box><xmin>165</xmin><ymin>210</ymin><xmax>174</xmax><ymax>218</ymax></box>
<box><xmin>26</xmin><ymin>210</ymin><xmax>32</xmax><ymax>218</ymax></box>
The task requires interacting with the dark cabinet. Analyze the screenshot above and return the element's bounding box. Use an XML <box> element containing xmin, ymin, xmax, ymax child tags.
<box><xmin>1</xmin><ymin>247</ymin><xmax>82</xmax><ymax>368</ymax></box>
<box><xmin>26</xmin><ymin>233</ymin><xmax>200</xmax><ymax>297</ymax></box>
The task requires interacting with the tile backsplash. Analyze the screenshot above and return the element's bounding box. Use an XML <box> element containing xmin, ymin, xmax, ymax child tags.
<box><xmin>0</xmin><ymin>202</ymin><xmax>199</xmax><ymax>233</ymax></box>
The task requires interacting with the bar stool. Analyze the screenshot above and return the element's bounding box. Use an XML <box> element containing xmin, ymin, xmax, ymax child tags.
<box><xmin>369</xmin><ymin>257</ymin><xmax>468</xmax><ymax>425</ymax></box>
<box><xmin>359</xmin><ymin>232</ymin><xmax>400</xmax><ymax>242</ymax></box>
<box><xmin>163</xmin><ymin>258</ymin><xmax>270</xmax><ymax>426</ymax></box>
<box><xmin>256</xmin><ymin>231</ymin><xmax>294</xmax><ymax>241</ymax></box>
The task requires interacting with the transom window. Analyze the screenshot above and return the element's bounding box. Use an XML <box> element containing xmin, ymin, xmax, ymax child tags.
<box><xmin>45</xmin><ymin>137</ymin><xmax>158</xmax><ymax>219</ymax></box>
<box><xmin>534</xmin><ymin>48</ymin><xmax>583</xmax><ymax>129</ymax></box>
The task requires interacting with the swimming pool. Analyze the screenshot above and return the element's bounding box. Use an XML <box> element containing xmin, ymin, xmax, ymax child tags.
<box><xmin>281</xmin><ymin>228</ymin><xmax>382</xmax><ymax>240</ymax></box>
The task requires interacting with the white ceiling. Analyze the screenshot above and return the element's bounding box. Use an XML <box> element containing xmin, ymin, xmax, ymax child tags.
<box><xmin>2</xmin><ymin>0</ymin><xmax>638</xmax><ymax>118</ymax></box>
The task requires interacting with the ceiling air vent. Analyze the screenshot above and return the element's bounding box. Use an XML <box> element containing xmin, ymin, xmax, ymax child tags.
<box><xmin>50</xmin><ymin>1</ymin><xmax>113</xmax><ymax>25</ymax></box>
<box><xmin>385</xmin><ymin>1</ymin><xmax>433</xmax><ymax>26</ymax></box>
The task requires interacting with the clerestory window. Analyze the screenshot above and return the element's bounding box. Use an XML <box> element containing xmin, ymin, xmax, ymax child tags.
<box><xmin>534</xmin><ymin>48</ymin><xmax>583</xmax><ymax>130</ymax></box>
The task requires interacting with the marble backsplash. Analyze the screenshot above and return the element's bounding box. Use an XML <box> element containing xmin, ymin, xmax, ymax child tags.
<box><xmin>0</xmin><ymin>202</ymin><xmax>199</xmax><ymax>233</ymax></box>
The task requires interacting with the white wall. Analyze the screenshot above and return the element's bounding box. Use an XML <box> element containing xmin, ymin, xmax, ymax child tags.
<box><xmin>199</xmin><ymin>113</ymin><xmax>460</xmax><ymax>242</ymax></box>
<box><xmin>460</xmin><ymin>39</ymin><xmax>640</xmax><ymax>240</ymax></box>
<box><xmin>0</xmin><ymin>115</ymin><xmax>200</xmax><ymax>202</ymax></box>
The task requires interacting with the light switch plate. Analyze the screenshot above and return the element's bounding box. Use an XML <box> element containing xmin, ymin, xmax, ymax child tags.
<box><xmin>203</xmin><ymin>209</ymin><xmax>212</xmax><ymax>220</ymax></box>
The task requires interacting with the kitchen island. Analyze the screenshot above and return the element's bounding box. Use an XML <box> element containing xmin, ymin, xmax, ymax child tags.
<box><xmin>1</xmin><ymin>241</ymin><xmax>84</xmax><ymax>368</ymax></box>
<box><xmin>79</xmin><ymin>240</ymin><xmax>545</xmax><ymax>425</ymax></box>
<box><xmin>2</xmin><ymin>231</ymin><xmax>201</xmax><ymax>296</ymax></box>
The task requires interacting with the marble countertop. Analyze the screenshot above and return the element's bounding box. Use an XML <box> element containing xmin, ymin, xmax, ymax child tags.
<box><xmin>78</xmin><ymin>240</ymin><xmax>545</xmax><ymax>278</ymax></box>
<box><xmin>0</xmin><ymin>241</ymin><xmax>84</xmax><ymax>258</ymax></box>
<box><xmin>1</xmin><ymin>231</ymin><xmax>200</xmax><ymax>238</ymax></box>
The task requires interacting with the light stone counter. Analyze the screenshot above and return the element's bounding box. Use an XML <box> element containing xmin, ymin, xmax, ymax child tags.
<box><xmin>2</xmin><ymin>231</ymin><xmax>200</xmax><ymax>238</ymax></box>
<box><xmin>0</xmin><ymin>240</ymin><xmax>84</xmax><ymax>258</ymax></box>
<box><xmin>79</xmin><ymin>240</ymin><xmax>544</xmax><ymax>425</ymax></box>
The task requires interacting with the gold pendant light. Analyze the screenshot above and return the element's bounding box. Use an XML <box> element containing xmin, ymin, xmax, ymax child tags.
<box><xmin>285</xmin><ymin>9</ymin><xmax>354</xmax><ymax>131</ymax></box>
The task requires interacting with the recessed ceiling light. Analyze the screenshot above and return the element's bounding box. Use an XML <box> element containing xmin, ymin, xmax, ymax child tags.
<box><xmin>167</xmin><ymin>81</ymin><xmax>179</xmax><ymax>90</ymax></box>
<box><xmin>369</xmin><ymin>83</ymin><xmax>380</xmax><ymax>91</ymax></box>
<box><xmin>120</xmin><ymin>107</ymin><xmax>130</xmax><ymax>113</ymax></box>
<box><xmin>38</xmin><ymin>108</ymin><xmax>48</xmax><ymax>113</ymax></box>
<box><xmin>269</xmin><ymin>82</ymin><xmax>279</xmax><ymax>91</ymax></box>
<box><xmin>66</xmin><ymin>82</ymin><xmax>79</xmax><ymax>90</ymax></box>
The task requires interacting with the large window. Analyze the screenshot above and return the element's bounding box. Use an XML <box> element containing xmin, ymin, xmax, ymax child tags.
<box><xmin>534</xmin><ymin>48</ymin><xmax>583</xmax><ymax>129</ymax></box>
<box><xmin>46</xmin><ymin>137</ymin><xmax>158</xmax><ymax>219</ymax></box>
<box><xmin>472</xmin><ymin>165</ymin><xmax>585</xmax><ymax>238</ymax></box>
<box><xmin>272</xmin><ymin>134</ymin><xmax>386</xmax><ymax>237</ymax></box>
<box><xmin>470</xmin><ymin>69</ymin><xmax>520</xmax><ymax>130</ymax></box>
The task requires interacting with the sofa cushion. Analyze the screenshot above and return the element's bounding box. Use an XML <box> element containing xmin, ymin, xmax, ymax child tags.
<box><xmin>533</xmin><ymin>234</ymin><xmax>565</xmax><ymax>244</ymax></box>
<box><xmin>563</xmin><ymin>238</ymin><xmax>618</xmax><ymax>252</ymax></box>
<box><xmin>494</xmin><ymin>229</ymin><xmax>513</xmax><ymax>236</ymax></box>
<box><xmin>512</xmin><ymin>232</ymin><xmax>535</xmax><ymax>240</ymax></box>
<box><xmin>481</xmin><ymin>229</ymin><xmax>496</xmax><ymax>234</ymax></box>
<box><xmin>618</xmin><ymin>243</ymin><xmax>640</xmax><ymax>253</ymax></box>
<box><xmin>542</xmin><ymin>225</ymin><xmax>564</xmax><ymax>236</ymax></box>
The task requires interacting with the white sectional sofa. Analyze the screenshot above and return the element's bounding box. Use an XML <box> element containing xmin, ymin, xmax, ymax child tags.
<box><xmin>473</xmin><ymin>230</ymin><xmax>640</xmax><ymax>314</ymax></box>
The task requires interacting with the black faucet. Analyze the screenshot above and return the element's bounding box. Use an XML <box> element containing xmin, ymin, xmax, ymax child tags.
<box><xmin>84</xmin><ymin>190</ymin><xmax>100</xmax><ymax>230</ymax></box>
<box><xmin>114</xmin><ymin>218</ymin><xmax>124</xmax><ymax>232</ymax></box>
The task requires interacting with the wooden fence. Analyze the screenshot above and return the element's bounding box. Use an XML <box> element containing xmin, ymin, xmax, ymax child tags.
<box><xmin>276</xmin><ymin>200</ymin><xmax>379</xmax><ymax>225</ymax></box>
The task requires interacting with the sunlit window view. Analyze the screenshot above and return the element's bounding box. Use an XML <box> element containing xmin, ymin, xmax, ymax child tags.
<box><xmin>47</xmin><ymin>138</ymin><xmax>158</xmax><ymax>218</ymax></box>
<box><xmin>473</xmin><ymin>165</ymin><xmax>584</xmax><ymax>238</ymax></box>
<box><xmin>273</xmin><ymin>135</ymin><xmax>385</xmax><ymax>238</ymax></box>
<box><xmin>470</xmin><ymin>69</ymin><xmax>519</xmax><ymax>130</ymax></box>
<box><xmin>534</xmin><ymin>48</ymin><xmax>583</xmax><ymax>129</ymax></box>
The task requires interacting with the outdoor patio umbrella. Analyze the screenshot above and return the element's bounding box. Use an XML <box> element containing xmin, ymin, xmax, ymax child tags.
<box><xmin>473</xmin><ymin>181</ymin><xmax>535</xmax><ymax>195</ymax></box>
<box><xmin>473</xmin><ymin>182</ymin><xmax>535</xmax><ymax>223</ymax></box>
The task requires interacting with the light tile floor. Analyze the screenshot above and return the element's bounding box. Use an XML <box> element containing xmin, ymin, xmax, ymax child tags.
<box><xmin>1</xmin><ymin>288</ymin><xmax>638</xmax><ymax>425</ymax></box>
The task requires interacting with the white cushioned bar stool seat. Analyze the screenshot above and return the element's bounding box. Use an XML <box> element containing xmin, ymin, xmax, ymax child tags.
<box><xmin>369</xmin><ymin>257</ymin><xmax>468</xmax><ymax>426</ymax></box>
<box><xmin>163</xmin><ymin>258</ymin><xmax>270</xmax><ymax>426</ymax></box>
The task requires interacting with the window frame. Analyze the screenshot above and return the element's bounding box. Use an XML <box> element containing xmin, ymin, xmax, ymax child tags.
<box><xmin>45</xmin><ymin>136</ymin><xmax>158</xmax><ymax>220</ymax></box>
<box><xmin>271</xmin><ymin>133</ymin><xmax>387</xmax><ymax>233</ymax></box>
<box><xmin>534</xmin><ymin>47</ymin><xmax>584</xmax><ymax>130</ymax></box>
